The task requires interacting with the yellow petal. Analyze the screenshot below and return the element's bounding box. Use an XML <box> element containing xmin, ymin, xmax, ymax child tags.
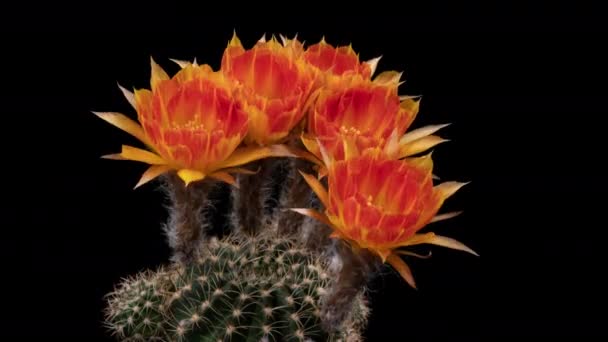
<box><xmin>103</xmin><ymin>145</ymin><xmax>166</xmax><ymax>165</ymax></box>
<box><xmin>150</xmin><ymin>57</ymin><xmax>169</xmax><ymax>90</ymax></box>
<box><xmin>289</xmin><ymin>208</ymin><xmax>334</xmax><ymax>228</ymax></box>
<box><xmin>396</xmin><ymin>232</ymin><xmax>437</xmax><ymax>247</ymax></box>
<box><xmin>218</xmin><ymin>145</ymin><xmax>297</xmax><ymax>169</ymax></box>
<box><xmin>425</xmin><ymin>234</ymin><xmax>479</xmax><ymax>256</ymax></box>
<box><xmin>383</xmin><ymin>128</ymin><xmax>401</xmax><ymax>158</ymax></box>
<box><xmin>177</xmin><ymin>169</ymin><xmax>206</xmax><ymax>186</ymax></box>
<box><xmin>435</xmin><ymin>181</ymin><xmax>470</xmax><ymax>201</ymax></box>
<box><xmin>208</xmin><ymin>171</ymin><xmax>237</xmax><ymax>187</ymax></box>
<box><xmin>134</xmin><ymin>165</ymin><xmax>172</xmax><ymax>189</ymax></box>
<box><xmin>404</xmin><ymin>152</ymin><xmax>434</xmax><ymax>173</ymax></box>
<box><xmin>93</xmin><ymin>112</ymin><xmax>150</xmax><ymax>146</ymax></box>
<box><xmin>373</xmin><ymin>71</ymin><xmax>403</xmax><ymax>87</ymax></box>
<box><xmin>399</xmin><ymin>135</ymin><xmax>449</xmax><ymax>158</ymax></box>
<box><xmin>395</xmin><ymin>250</ymin><xmax>432</xmax><ymax>259</ymax></box>
<box><xmin>298</xmin><ymin>171</ymin><xmax>329</xmax><ymax>209</ymax></box>
<box><xmin>365</xmin><ymin>56</ymin><xmax>382</xmax><ymax>76</ymax></box>
<box><xmin>281</xmin><ymin>144</ymin><xmax>323</xmax><ymax>166</ymax></box>
<box><xmin>386</xmin><ymin>253</ymin><xmax>417</xmax><ymax>289</ymax></box>
<box><xmin>400</xmin><ymin>123</ymin><xmax>451</xmax><ymax>145</ymax></box>
<box><xmin>430</xmin><ymin>211</ymin><xmax>463</xmax><ymax>223</ymax></box>
<box><xmin>117</xmin><ymin>83</ymin><xmax>136</xmax><ymax>109</ymax></box>
<box><xmin>169</xmin><ymin>58</ymin><xmax>191</xmax><ymax>68</ymax></box>
<box><xmin>316</xmin><ymin>138</ymin><xmax>332</xmax><ymax>167</ymax></box>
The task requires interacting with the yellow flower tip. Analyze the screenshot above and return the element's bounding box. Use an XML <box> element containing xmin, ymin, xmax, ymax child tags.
<box><xmin>229</xmin><ymin>30</ymin><xmax>242</xmax><ymax>47</ymax></box>
<box><xmin>177</xmin><ymin>169</ymin><xmax>206</xmax><ymax>187</ymax></box>
<box><xmin>258</xmin><ymin>33</ymin><xmax>267</xmax><ymax>43</ymax></box>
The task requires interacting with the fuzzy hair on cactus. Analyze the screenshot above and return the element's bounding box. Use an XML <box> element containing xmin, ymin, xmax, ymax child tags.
<box><xmin>96</xmin><ymin>32</ymin><xmax>477</xmax><ymax>341</ymax></box>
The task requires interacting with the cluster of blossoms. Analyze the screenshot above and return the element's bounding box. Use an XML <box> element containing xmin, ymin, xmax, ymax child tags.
<box><xmin>95</xmin><ymin>32</ymin><xmax>477</xmax><ymax>289</ymax></box>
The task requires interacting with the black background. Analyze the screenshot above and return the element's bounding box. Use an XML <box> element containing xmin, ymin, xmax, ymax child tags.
<box><xmin>4</xmin><ymin>2</ymin><xmax>607</xmax><ymax>340</ymax></box>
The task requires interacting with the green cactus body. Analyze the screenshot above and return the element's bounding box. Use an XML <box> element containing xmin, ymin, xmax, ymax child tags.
<box><xmin>166</xmin><ymin>234</ymin><xmax>331</xmax><ymax>342</ymax></box>
<box><xmin>105</xmin><ymin>233</ymin><xmax>368</xmax><ymax>342</ymax></box>
<box><xmin>105</xmin><ymin>269</ymin><xmax>173</xmax><ymax>341</ymax></box>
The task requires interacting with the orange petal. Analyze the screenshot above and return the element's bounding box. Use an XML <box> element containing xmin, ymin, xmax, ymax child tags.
<box><xmin>103</xmin><ymin>145</ymin><xmax>166</xmax><ymax>165</ymax></box>
<box><xmin>400</xmin><ymin>123</ymin><xmax>451</xmax><ymax>145</ymax></box>
<box><xmin>289</xmin><ymin>208</ymin><xmax>334</xmax><ymax>228</ymax></box>
<box><xmin>404</xmin><ymin>152</ymin><xmax>434</xmax><ymax>173</ymax></box>
<box><xmin>430</xmin><ymin>211</ymin><xmax>463</xmax><ymax>223</ymax></box>
<box><xmin>386</xmin><ymin>253</ymin><xmax>417</xmax><ymax>289</ymax></box>
<box><xmin>117</xmin><ymin>83</ymin><xmax>136</xmax><ymax>109</ymax></box>
<box><xmin>208</xmin><ymin>171</ymin><xmax>237</xmax><ymax>187</ymax></box>
<box><xmin>93</xmin><ymin>112</ymin><xmax>150</xmax><ymax>146</ymax></box>
<box><xmin>134</xmin><ymin>165</ymin><xmax>172</xmax><ymax>189</ymax></box>
<box><xmin>221</xmin><ymin>167</ymin><xmax>259</xmax><ymax>175</ymax></box>
<box><xmin>150</xmin><ymin>57</ymin><xmax>169</xmax><ymax>90</ymax></box>
<box><xmin>399</xmin><ymin>135</ymin><xmax>449</xmax><ymax>158</ymax></box>
<box><xmin>217</xmin><ymin>146</ymin><xmax>270</xmax><ymax>169</ymax></box>
<box><xmin>281</xmin><ymin>144</ymin><xmax>323</xmax><ymax>166</ymax></box>
<box><xmin>177</xmin><ymin>169</ymin><xmax>206</xmax><ymax>186</ymax></box>
<box><xmin>435</xmin><ymin>181</ymin><xmax>470</xmax><ymax>201</ymax></box>
<box><xmin>298</xmin><ymin>171</ymin><xmax>329</xmax><ymax>208</ymax></box>
<box><xmin>425</xmin><ymin>234</ymin><xmax>479</xmax><ymax>256</ymax></box>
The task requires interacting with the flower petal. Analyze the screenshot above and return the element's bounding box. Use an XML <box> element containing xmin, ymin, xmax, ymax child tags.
<box><xmin>208</xmin><ymin>171</ymin><xmax>237</xmax><ymax>187</ymax></box>
<box><xmin>93</xmin><ymin>111</ymin><xmax>150</xmax><ymax>146</ymax></box>
<box><xmin>169</xmin><ymin>58</ymin><xmax>191</xmax><ymax>68</ymax></box>
<box><xmin>289</xmin><ymin>208</ymin><xmax>334</xmax><ymax>228</ymax></box>
<box><xmin>365</xmin><ymin>56</ymin><xmax>382</xmax><ymax>76</ymax></box>
<box><xmin>425</xmin><ymin>234</ymin><xmax>479</xmax><ymax>256</ymax></box>
<box><xmin>103</xmin><ymin>145</ymin><xmax>166</xmax><ymax>165</ymax></box>
<box><xmin>221</xmin><ymin>167</ymin><xmax>259</xmax><ymax>175</ymax></box>
<box><xmin>373</xmin><ymin>71</ymin><xmax>403</xmax><ymax>87</ymax></box>
<box><xmin>218</xmin><ymin>145</ymin><xmax>297</xmax><ymax>169</ymax></box>
<box><xmin>399</xmin><ymin>135</ymin><xmax>449</xmax><ymax>158</ymax></box>
<box><xmin>400</xmin><ymin>123</ymin><xmax>451</xmax><ymax>145</ymax></box>
<box><xmin>298</xmin><ymin>171</ymin><xmax>329</xmax><ymax>209</ymax></box>
<box><xmin>386</xmin><ymin>253</ymin><xmax>417</xmax><ymax>289</ymax></box>
<box><xmin>430</xmin><ymin>211</ymin><xmax>463</xmax><ymax>223</ymax></box>
<box><xmin>395</xmin><ymin>250</ymin><xmax>433</xmax><ymax>259</ymax></box>
<box><xmin>435</xmin><ymin>181</ymin><xmax>470</xmax><ymax>201</ymax></box>
<box><xmin>117</xmin><ymin>83</ymin><xmax>136</xmax><ymax>109</ymax></box>
<box><xmin>177</xmin><ymin>169</ymin><xmax>206</xmax><ymax>186</ymax></box>
<box><xmin>150</xmin><ymin>57</ymin><xmax>169</xmax><ymax>90</ymax></box>
<box><xmin>134</xmin><ymin>165</ymin><xmax>172</xmax><ymax>189</ymax></box>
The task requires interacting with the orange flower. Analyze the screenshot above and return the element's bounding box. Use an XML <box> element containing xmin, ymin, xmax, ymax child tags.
<box><xmin>302</xmin><ymin>37</ymin><xmax>379</xmax><ymax>81</ymax></box>
<box><xmin>292</xmin><ymin>151</ymin><xmax>477</xmax><ymax>288</ymax></box>
<box><xmin>302</xmin><ymin>74</ymin><xmax>449</xmax><ymax>177</ymax></box>
<box><xmin>221</xmin><ymin>33</ymin><xmax>316</xmax><ymax>146</ymax></box>
<box><xmin>95</xmin><ymin>58</ymin><xmax>290</xmax><ymax>188</ymax></box>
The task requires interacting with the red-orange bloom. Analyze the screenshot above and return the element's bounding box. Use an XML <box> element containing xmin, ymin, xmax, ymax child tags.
<box><xmin>292</xmin><ymin>152</ymin><xmax>477</xmax><ymax>288</ymax></box>
<box><xmin>221</xmin><ymin>33</ymin><xmax>316</xmax><ymax>146</ymax></box>
<box><xmin>304</xmin><ymin>76</ymin><xmax>418</xmax><ymax>164</ymax></box>
<box><xmin>95</xmin><ymin>59</ymin><xmax>289</xmax><ymax>188</ymax></box>
<box><xmin>302</xmin><ymin>38</ymin><xmax>378</xmax><ymax>80</ymax></box>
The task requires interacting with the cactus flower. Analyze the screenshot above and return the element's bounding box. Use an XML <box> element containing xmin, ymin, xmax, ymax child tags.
<box><xmin>292</xmin><ymin>151</ymin><xmax>477</xmax><ymax>288</ymax></box>
<box><xmin>221</xmin><ymin>33</ymin><xmax>316</xmax><ymax>146</ymax></box>
<box><xmin>301</xmin><ymin>74</ymin><xmax>448</xmax><ymax>178</ymax></box>
<box><xmin>302</xmin><ymin>38</ymin><xmax>379</xmax><ymax>81</ymax></box>
<box><xmin>95</xmin><ymin>59</ymin><xmax>290</xmax><ymax>188</ymax></box>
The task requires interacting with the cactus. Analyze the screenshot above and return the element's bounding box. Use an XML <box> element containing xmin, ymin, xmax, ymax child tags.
<box><xmin>97</xmin><ymin>33</ymin><xmax>477</xmax><ymax>342</ymax></box>
<box><xmin>104</xmin><ymin>269</ymin><xmax>174</xmax><ymax>341</ymax></box>
<box><xmin>104</xmin><ymin>233</ymin><xmax>368</xmax><ymax>342</ymax></box>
